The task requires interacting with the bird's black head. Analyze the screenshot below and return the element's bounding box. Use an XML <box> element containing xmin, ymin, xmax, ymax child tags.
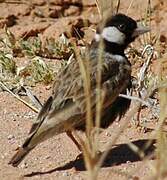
<box><xmin>93</xmin><ymin>13</ymin><xmax>150</xmax><ymax>55</ymax></box>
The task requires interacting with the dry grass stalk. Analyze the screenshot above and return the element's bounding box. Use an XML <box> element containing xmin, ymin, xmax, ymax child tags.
<box><xmin>1</xmin><ymin>1</ymin><xmax>164</xmax><ymax>179</ymax></box>
<box><xmin>155</xmin><ymin>56</ymin><xmax>167</xmax><ymax>179</ymax></box>
<box><xmin>0</xmin><ymin>81</ymin><xmax>39</xmax><ymax>113</ymax></box>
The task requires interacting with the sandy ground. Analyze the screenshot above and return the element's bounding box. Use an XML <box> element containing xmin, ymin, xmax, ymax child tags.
<box><xmin>0</xmin><ymin>0</ymin><xmax>167</xmax><ymax>179</ymax></box>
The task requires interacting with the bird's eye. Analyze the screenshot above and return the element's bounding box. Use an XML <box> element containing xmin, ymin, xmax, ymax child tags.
<box><xmin>118</xmin><ymin>24</ymin><xmax>126</xmax><ymax>31</ymax></box>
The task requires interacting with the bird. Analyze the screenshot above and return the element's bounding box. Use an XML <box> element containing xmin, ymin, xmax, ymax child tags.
<box><xmin>9</xmin><ymin>13</ymin><xmax>150</xmax><ymax>167</ymax></box>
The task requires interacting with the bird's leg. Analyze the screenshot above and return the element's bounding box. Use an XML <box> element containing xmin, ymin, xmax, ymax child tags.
<box><xmin>66</xmin><ymin>131</ymin><xmax>103</xmax><ymax>162</ymax></box>
<box><xmin>66</xmin><ymin>131</ymin><xmax>82</xmax><ymax>151</ymax></box>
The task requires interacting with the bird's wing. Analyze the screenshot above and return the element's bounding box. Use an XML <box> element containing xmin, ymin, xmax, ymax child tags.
<box><xmin>28</xmin><ymin>96</ymin><xmax>53</xmax><ymax>134</ymax></box>
<box><xmin>52</xmin><ymin>52</ymin><xmax>128</xmax><ymax>108</ymax></box>
<box><xmin>30</xmin><ymin>51</ymin><xmax>131</xmax><ymax>133</ymax></box>
<box><xmin>29</xmin><ymin>52</ymin><xmax>131</xmax><ymax>136</ymax></box>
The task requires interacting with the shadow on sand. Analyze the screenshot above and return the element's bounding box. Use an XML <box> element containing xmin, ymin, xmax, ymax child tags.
<box><xmin>24</xmin><ymin>139</ymin><xmax>155</xmax><ymax>177</ymax></box>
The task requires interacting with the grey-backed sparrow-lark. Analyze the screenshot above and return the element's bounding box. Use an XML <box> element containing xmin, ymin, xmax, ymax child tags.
<box><xmin>9</xmin><ymin>13</ymin><xmax>150</xmax><ymax>167</ymax></box>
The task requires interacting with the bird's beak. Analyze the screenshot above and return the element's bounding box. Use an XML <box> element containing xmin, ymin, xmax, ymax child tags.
<box><xmin>132</xmin><ymin>24</ymin><xmax>150</xmax><ymax>38</ymax></box>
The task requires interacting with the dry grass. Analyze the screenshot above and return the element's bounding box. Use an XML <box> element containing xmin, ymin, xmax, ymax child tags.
<box><xmin>0</xmin><ymin>0</ymin><xmax>167</xmax><ymax>180</ymax></box>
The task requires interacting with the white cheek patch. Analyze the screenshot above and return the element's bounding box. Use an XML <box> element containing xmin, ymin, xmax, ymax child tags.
<box><xmin>101</xmin><ymin>26</ymin><xmax>125</xmax><ymax>44</ymax></box>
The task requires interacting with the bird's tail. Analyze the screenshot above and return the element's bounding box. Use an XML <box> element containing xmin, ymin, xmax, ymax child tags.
<box><xmin>8</xmin><ymin>147</ymin><xmax>32</xmax><ymax>167</ymax></box>
<box><xmin>9</xmin><ymin>96</ymin><xmax>53</xmax><ymax>167</ymax></box>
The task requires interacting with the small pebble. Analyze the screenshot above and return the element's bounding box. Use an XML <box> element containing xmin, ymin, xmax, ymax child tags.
<box><xmin>20</xmin><ymin>162</ymin><xmax>28</xmax><ymax>169</ymax></box>
<box><xmin>105</xmin><ymin>131</ymin><xmax>111</xmax><ymax>137</ymax></box>
<box><xmin>7</xmin><ymin>134</ymin><xmax>15</xmax><ymax>140</ymax></box>
<box><xmin>12</xmin><ymin>117</ymin><xmax>16</xmax><ymax>121</ymax></box>
<box><xmin>45</xmin><ymin>155</ymin><xmax>51</xmax><ymax>159</ymax></box>
<box><xmin>62</xmin><ymin>172</ymin><xmax>70</xmax><ymax>177</ymax></box>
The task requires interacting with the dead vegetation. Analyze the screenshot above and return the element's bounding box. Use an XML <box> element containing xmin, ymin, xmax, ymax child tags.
<box><xmin>0</xmin><ymin>0</ymin><xmax>167</xmax><ymax>180</ymax></box>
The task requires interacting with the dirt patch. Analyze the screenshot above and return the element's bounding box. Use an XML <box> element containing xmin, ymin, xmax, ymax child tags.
<box><xmin>0</xmin><ymin>0</ymin><xmax>166</xmax><ymax>180</ymax></box>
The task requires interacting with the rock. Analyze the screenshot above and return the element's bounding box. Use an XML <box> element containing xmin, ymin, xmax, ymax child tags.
<box><xmin>62</xmin><ymin>171</ymin><xmax>70</xmax><ymax>177</ymax></box>
<box><xmin>31</xmin><ymin>0</ymin><xmax>46</xmax><ymax>6</ymax></box>
<box><xmin>32</xmin><ymin>7</ymin><xmax>46</xmax><ymax>18</ymax></box>
<box><xmin>82</xmin><ymin>0</ymin><xmax>96</xmax><ymax>6</ymax></box>
<box><xmin>20</xmin><ymin>162</ymin><xmax>28</xmax><ymax>169</ymax></box>
<box><xmin>42</xmin><ymin>17</ymin><xmax>72</xmax><ymax>40</ymax></box>
<box><xmin>49</xmin><ymin>0</ymin><xmax>82</xmax><ymax>6</ymax></box>
<box><xmin>10</xmin><ymin>22</ymin><xmax>50</xmax><ymax>39</ymax></box>
<box><xmin>64</xmin><ymin>5</ymin><xmax>81</xmax><ymax>16</ymax></box>
<box><xmin>0</xmin><ymin>3</ymin><xmax>31</xmax><ymax>18</ymax></box>
<box><xmin>7</xmin><ymin>134</ymin><xmax>15</xmax><ymax>140</ymax></box>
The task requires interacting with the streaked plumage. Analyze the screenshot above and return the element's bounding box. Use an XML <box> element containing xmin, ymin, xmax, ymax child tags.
<box><xmin>9</xmin><ymin>14</ymin><xmax>150</xmax><ymax>167</ymax></box>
